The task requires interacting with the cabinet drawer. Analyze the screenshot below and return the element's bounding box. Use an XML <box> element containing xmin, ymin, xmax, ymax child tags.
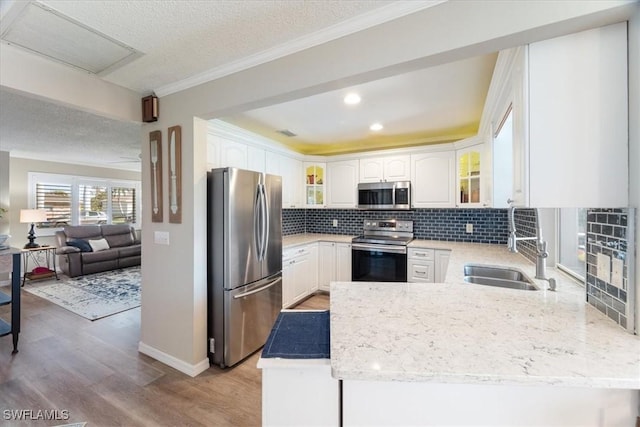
<box><xmin>408</xmin><ymin>248</ymin><xmax>434</xmax><ymax>261</ymax></box>
<box><xmin>283</xmin><ymin>244</ymin><xmax>313</xmax><ymax>261</ymax></box>
<box><xmin>408</xmin><ymin>260</ymin><xmax>435</xmax><ymax>283</ymax></box>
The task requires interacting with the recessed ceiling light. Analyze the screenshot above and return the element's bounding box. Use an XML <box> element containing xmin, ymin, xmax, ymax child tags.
<box><xmin>344</xmin><ymin>93</ymin><xmax>361</xmax><ymax>105</ymax></box>
<box><xmin>370</xmin><ymin>123</ymin><xmax>383</xmax><ymax>131</ymax></box>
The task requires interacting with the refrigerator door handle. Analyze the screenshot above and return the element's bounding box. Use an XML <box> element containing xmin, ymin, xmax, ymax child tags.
<box><xmin>254</xmin><ymin>183</ymin><xmax>262</xmax><ymax>261</ymax></box>
<box><xmin>232</xmin><ymin>277</ymin><xmax>280</xmax><ymax>299</ymax></box>
<box><xmin>261</xmin><ymin>183</ymin><xmax>269</xmax><ymax>261</ymax></box>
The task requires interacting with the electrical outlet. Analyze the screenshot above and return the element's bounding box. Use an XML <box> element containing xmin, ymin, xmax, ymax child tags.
<box><xmin>611</xmin><ymin>258</ymin><xmax>623</xmax><ymax>287</ymax></box>
<box><xmin>596</xmin><ymin>253</ymin><xmax>611</xmax><ymax>283</ymax></box>
<box><xmin>332</xmin><ymin>219</ymin><xmax>338</xmax><ymax>227</ymax></box>
<box><xmin>466</xmin><ymin>223</ymin><xmax>473</xmax><ymax>233</ymax></box>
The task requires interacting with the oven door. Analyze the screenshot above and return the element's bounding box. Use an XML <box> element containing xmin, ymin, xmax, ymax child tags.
<box><xmin>351</xmin><ymin>243</ymin><xmax>407</xmax><ymax>282</ymax></box>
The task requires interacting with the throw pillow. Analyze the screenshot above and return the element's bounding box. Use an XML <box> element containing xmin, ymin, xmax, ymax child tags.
<box><xmin>88</xmin><ymin>238</ymin><xmax>110</xmax><ymax>252</ymax></box>
<box><xmin>67</xmin><ymin>239</ymin><xmax>92</xmax><ymax>252</ymax></box>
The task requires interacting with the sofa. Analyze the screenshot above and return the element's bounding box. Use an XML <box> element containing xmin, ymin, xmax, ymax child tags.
<box><xmin>55</xmin><ymin>224</ymin><xmax>141</xmax><ymax>277</ymax></box>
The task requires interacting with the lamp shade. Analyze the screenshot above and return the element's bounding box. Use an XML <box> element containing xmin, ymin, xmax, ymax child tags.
<box><xmin>20</xmin><ymin>209</ymin><xmax>48</xmax><ymax>223</ymax></box>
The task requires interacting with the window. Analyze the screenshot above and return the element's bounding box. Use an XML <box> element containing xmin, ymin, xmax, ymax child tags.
<box><xmin>29</xmin><ymin>173</ymin><xmax>140</xmax><ymax>233</ymax></box>
<box><xmin>558</xmin><ymin>208</ymin><xmax>587</xmax><ymax>280</ymax></box>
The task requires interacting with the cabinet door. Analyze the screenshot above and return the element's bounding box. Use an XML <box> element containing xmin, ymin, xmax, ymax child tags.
<box><xmin>306</xmin><ymin>244</ymin><xmax>319</xmax><ymax>293</ymax></box>
<box><xmin>383</xmin><ymin>155</ymin><xmax>411</xmax><ymax>181</ymax></box>
<box><xmin>411</xmin><ymin>151</ymin><xmax>455</xmax><ymax>208</ymax></box>
<box><xmin>291</xmin><ymin>255</ymin><xmax>310</xmax><ymax>304</ymax></box>
<box><xmin>327</xmin><ymin>160</ymin><xmax>359</xmax><ymax>208</ymax></box>
<box><xmin>528</xmin><ymin>22</ymin><xmax>627</xmax><ymax>207</ymax></box>
<box><xmin>219</xmin><ymin>138</ymin><xmax>248</xmax><ymax>169</ymax></box>
<box><xmin>408</xmin><ymin>260</ymin><xmax>435</xmax><ymax>283</ymax></box>
<box><xmin>247</xmin><ymin>145</ymin><xmax>265</xmax><ymax>173</ymax></box>
<box><xmin>282</xmin><ymin>259</ymin><xmax>294</xmax><ymax>308</ymax></box>
<box><xmin>456</xmin><ymin>145</ymin><xmax>483</xmax><ymax>207</ymax></box>
<box><xmin>359</xmin><ymin>158</ymin><xmax>384</xmax><ymax>183</ymax></box>
<box><xmin>267</xmin><ymin>152</ymin><xmax>302</xmax><ymax>208</ymax></box>
<box><xmin>335</xmin><ymin>243</ymin><xmax>352</xmax><ymax>282</ymax></box>
<box><xmin>434</xmin><ymin>250</ymin><xmax>451</xmax><ymax>282</ymax></box>
<box><xmin>303</xmin><ymin>163</ymin><xmax>326</xmax><ymax>207</ymax></box>
<box><xmin>318</xmin><ymin>242</ymin><xmax>336</xmax><ymax>292</ymax></box>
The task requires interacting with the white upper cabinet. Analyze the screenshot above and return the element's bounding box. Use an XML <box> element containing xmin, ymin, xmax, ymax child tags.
<box><xmin>527</xmin><ymin>22</ymin><xmax>627</xmax><ymax>207</ymax></box>
<box><xmin>266</xmin><ymin>151</ymin><xmax>302</xmax><ymax>209</ymax></box>
<box><xmin>484</xmin><ymin>22</ymin><xmax>628</xmax><ymax>208</ymax></box>
<box><xmin>247</xmin><ymin>145</ymin><xmax>266</xmax><ymax>173</ymax></box>
<box><xmin>359</xmin><ymin>155</ymin><xmax>410</xmax><ymax>183</ymax></box>
<box><xmin>303</xmin><ymin>163</ymin><xmax>326</xmax><ymax>208</ymax></box>
<box><xmin>327</xmin><ymin>160</ymin><xmax>359</xmax><ymax>208</ymax></box>
<box><xmin>456</xmin><ymin>142</ymin><xmax>484</xmax><ymax>208</ymax></box>
<box><xmin>410</xmin><ymin>151</ymin><xmax>455</xmax><ymax>208</ymax></box>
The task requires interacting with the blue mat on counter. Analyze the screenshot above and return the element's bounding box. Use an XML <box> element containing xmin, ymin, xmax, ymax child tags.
<box><xmin>262</xmin><ymin>311</ymin><xmax>330</xmax><ymax>359</ymax></box>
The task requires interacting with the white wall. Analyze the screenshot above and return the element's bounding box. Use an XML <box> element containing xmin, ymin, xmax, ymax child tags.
<box><xmin>139</xmin><ymin>1</ymin><xmax>638</xmax><ymax>375</ymax></box>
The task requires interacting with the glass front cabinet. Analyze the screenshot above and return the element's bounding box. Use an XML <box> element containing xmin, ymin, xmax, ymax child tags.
<box><xmin>456</xmin><ymin>146</ymin><xmax>482</xmax><ymax>207</ymax></box>
<box><xmin>304</xmin><ymin>162</ymin><xmax>325</xmax><ymax>207</ymax></box>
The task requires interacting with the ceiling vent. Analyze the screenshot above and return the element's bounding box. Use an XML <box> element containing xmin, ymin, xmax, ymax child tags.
<box><xmin>276</xmin><ymin>129</ymin><xmax>297</xmax><ymax>137</ymax></box>
<box><xmin>0</xmin><ymin>1</ymin><xmax>143</xmax><ymax>75</ymax></box>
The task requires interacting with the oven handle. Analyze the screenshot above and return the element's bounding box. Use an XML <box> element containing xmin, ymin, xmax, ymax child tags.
<box><xmin>352</xmin><ymin>243</ymin><xmax>407</xmax><ymax>254</ymax></box>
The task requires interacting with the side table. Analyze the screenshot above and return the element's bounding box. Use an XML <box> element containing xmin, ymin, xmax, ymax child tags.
<box><xmin>0</xmin><ymin>248</ymin><xmax>21</xmax><ymax>353</ymax></box>
<box><xmin>21</xmin><ymin>245</ymin><xmax>59</xmax><ymax>286</ymax></box>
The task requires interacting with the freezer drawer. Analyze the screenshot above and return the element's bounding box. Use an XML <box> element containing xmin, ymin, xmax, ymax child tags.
<box><xmin>223</xmin><ymin>273</ymin><xmax>282</xmax><ymax>367</ymax></box>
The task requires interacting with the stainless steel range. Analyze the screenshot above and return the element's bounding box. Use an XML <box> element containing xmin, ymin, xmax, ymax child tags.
<box><xmin>351</xmin><ymin>220</ymin><xmax>413</xmax><ymax>282</ymax></box>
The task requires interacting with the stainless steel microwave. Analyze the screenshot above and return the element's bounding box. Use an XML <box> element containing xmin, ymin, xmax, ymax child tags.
<box><xmin>357</xmin><ymin>181</ymin><xmax>411</xmax><ymax>210</ymax></box>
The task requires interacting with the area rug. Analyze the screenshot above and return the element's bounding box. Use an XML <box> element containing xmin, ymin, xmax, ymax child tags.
<box><xmin>23</xmin><ymin>267</ymin><xmax>140</xmax><ymax>321</ymax></box>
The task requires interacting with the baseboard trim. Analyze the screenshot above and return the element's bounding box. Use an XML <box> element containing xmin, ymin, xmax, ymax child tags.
<box><xmin>138</xmin><ymin>341</ymin><xmax>210</xmax><ymax>377</ymax></box>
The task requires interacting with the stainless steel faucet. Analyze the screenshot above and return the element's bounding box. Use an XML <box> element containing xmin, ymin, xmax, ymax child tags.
<box><xmin>507</xmin><ymin>206</ymin><xmax>555</xmax><ymax>290</ymax></box>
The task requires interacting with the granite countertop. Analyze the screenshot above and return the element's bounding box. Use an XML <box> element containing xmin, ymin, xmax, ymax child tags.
<box><xmin>283</xmin><ymin>233</ymin><xmax>355</xmax><ymax>249</ymax></box>
<box><xmin>331</xmin><ymin>240</ymin><xmax>640</xmax><ymax>389</ymax></box>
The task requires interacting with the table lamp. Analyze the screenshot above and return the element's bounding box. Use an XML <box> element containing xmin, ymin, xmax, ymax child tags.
<box><xmin>20</xmin><ymin>209</ymin><xmax>48</xmax><ymax>249</ymax></box>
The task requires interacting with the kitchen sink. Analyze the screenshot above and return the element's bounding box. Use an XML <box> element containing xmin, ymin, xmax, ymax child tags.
<box><xmin>463</xmin><ymin>264</ymin><xmax>539</xmax><ymax>291</ymax></box>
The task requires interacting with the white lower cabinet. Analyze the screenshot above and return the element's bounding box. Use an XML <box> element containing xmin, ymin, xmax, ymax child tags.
<box><xmin>435</xmin><ymin>250</ymin><xmax>451</xmax><ymax>282</ymax></box>
<box><xmin>408</xmin><ymin>248</ymin><xmax>435</xmax><ymax>283</ymax></box>
<box><xmin>408</xmin><ymin>248</ymin><xmax>451</xmax><ymax>283</ymax></box>
<box><xmin>342</xmin><ymin>380</ymin><xmax>637</xmax><ymax>426</ymax></box>
<box><xmin>259</xmin><ymin>362</ymin><xmax>339</xmax><ymax>427</ymax></box>
<box><xmin>282</xmin><ymin>244</ymin><xmax>318</xmax><ymax>308</ymax></box>
<box><xmin>318</xmin><ymin>242</ymin><xmax>352</xmax><ymax>291</ymax></box>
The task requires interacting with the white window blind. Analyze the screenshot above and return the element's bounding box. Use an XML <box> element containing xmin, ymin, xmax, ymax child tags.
<box><xmin>29</xmin><ymin>172</ymin><xmax>140</xmax><ymax>233</ymax></box>
<box><xmin>35</xmin><ymin>182</ymin><xmax>72</xmax><ymax>228</ymax></box>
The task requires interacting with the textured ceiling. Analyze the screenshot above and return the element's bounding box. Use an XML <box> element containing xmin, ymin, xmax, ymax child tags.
<box><xmin>1</xmin><ymin>0</ymin><xmax>450</xmax><ymax>169</ymax></box>
<box><xmin>34</xmin><ymin>0</ymin><xmax>407</xmax><ymax>94</ymax></box>
<box><xmin>0</xmin><ymin>89</ymin><xmax>142</xmax><ymax>171</ymax></box>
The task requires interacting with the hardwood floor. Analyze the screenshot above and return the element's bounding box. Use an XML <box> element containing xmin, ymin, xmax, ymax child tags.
<box><xmin>0</xmin><ymin>287</ymin><xmax>329</xmax><ymax>426</ymax></box>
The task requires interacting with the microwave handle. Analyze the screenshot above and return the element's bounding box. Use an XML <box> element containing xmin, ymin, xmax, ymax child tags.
<box><xmin>392</xmin><ymin>181</ymin><xmax>396</xmax><ymax>206</ymax></box>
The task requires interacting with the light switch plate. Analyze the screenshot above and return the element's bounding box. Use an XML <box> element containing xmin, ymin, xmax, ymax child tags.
<box><xmin>611</xmin><ymin>258</ymin><xmax>623</xmax><ymax>287</ymax></box>
<box><xmin>596</xmin><ymin>253</ymin><xmax>611</xmax><ymax>283</ymax></box>
<box><xmin>154</xmin><ymin>231</ymin><xmax>170</xmax><ymax>245</ymax></box>
<box><xmin>466</xmin><ymin>223</ymin><xmax>473</xmax><ymax>233</ymax></box>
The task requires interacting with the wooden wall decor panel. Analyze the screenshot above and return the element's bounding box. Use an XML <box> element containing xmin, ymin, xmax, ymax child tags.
<box><xmin>168</xmin><ymin>125</ymin><xmax>182</xmax><ymax>224</ymax></box>
<box><xmin>149</xmin><ymin>131</ymin><xmax>163</xmax><ymax>223</ymax></box>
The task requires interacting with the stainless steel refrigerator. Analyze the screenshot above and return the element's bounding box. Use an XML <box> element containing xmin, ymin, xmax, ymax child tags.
<box><xmin>207</xmin><ymin>167</ymin><xmax>283</xmax><ymax>368</ymax></box>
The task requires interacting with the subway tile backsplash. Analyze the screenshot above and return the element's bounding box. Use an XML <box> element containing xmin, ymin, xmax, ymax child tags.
<box><xmin>585</xmin><ymin>208</ymin><xmax>633</xmax><ymax>330</ymax></box>
<box><xmin>282</xmin><ymin>209</ymin><xmax>306</xmax><ymax>235</ymax></box>
<box><xmin>283</xmin><ymin>208</ymin><xmax>509</xmax><ymax>244</ymax></box>
<box><xmin>512</xmin><ymin>209</ymin><xmax>539</xmax><ymax>264</ymax></box>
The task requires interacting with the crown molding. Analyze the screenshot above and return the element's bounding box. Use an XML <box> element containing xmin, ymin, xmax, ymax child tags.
<box><xmin>155</xmin><ymin>0</ymin><xmax>446</xmax><ymax>97</ymax></box>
